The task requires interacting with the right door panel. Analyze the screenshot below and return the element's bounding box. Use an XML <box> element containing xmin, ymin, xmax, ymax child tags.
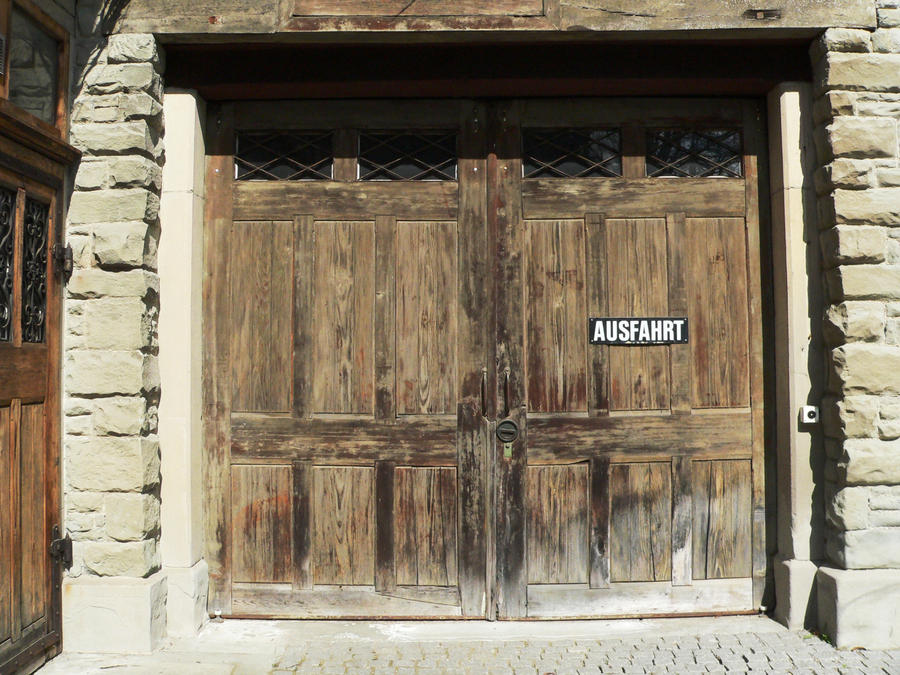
<box><xmin>497</xmin><ymin>98</ymin><xmax>766</xmax><ymax>619</ymax></box>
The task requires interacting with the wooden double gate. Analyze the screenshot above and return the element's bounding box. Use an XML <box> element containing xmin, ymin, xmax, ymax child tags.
<box><xmin>203</xmin><ymin>98</ymin><xmax>766</xmax><ymax>619</ymax></box>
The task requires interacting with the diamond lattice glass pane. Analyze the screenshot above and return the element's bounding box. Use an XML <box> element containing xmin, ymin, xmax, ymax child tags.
<box><xmin>523</xmin><ymin>129</ymin><xmax>622</xmax><ymax>178</ymax></box>
<box><xmin>0</xmin><ymin>187</ymin><xmax>15</xmax><ymax>342</ymax></box>
<box><xmin>236</xmin><ymin>132</ymin><xmax>333</xmax><ymax>181</ymax></box>
<box><xmin>359</xmin><ymin>132</ymin><xmax>457</xmax><ymax>181</ymax></box>
<box><xmin>646</xmin><ymin>129</ymin><xmax>743</xmax><ymax>177</ymax></box>
<box><xmin>22</xmin><ymin>198</ymin><xmax>48</xmax><ymax>344</ymax></box>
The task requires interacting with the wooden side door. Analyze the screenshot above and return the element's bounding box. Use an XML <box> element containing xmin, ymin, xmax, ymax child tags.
<box><xmin>204</xmin><ymin>100</ymin><xmax>494</xmax><ymax>618</ymax></box>
<box><xmin>0</xmin><ymin>167</ymin><xmax>64</xmax><ymax>670</ymax></box>
<box><xmin>492</xmin><ymin>99</ymin><xmax>767</xmax><ymax>619</ymax></box>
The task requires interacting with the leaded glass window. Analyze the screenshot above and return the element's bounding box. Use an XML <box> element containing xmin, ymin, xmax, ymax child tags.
<box><xmin>235</xmin><ymin>132</ymin><xmax>334</xmax><ymax>181</ymax></box>
<box><xmin>523</xmin><ymin>129</ymin><xmax>622</xmax><ymax>178</ymax></box>
<box><xmin>646</xmin><ymin>129</ymin><xmax>743</xmax><ymax>178</ymax></box>
<box><xmin>359</xmin><ymin>132</ymin><xmax>457</xmax><ymax>181</ymax></box>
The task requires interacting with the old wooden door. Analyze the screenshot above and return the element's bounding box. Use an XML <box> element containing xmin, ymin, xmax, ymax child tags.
<box><xmin>204</xmin><ymin>100</ymin><xmax>493</xmax><ymax>618</ymax></box>
<box><xmin>204</xmin><ymin>97</ymin><xmax>766</xmax><ymax>620</ymax></box>
<box><xmin>492</xmin><ymin>99</ymin><xmax>766</xmax><ymax>618</ymax></box>
<box><xmin>0</xmin><ymin>168</ymin><xmax>64</xmax><ymax>669</ymax></box>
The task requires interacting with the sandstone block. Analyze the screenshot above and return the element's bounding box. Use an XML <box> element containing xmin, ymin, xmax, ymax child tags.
<box><xmin>67</xmin><ymin>269</ymin><xmax>159</xmax><ymax>299</ymax></box>
<box><xmin>843</xmin><ymin>528</ymin><xmax>900</xmax><ymax>568</ymax></box>
<box><xmin>821</xmin><ymin>226</ymin><xmax>886</xmax><ymax>267</ymax></box>
<box><xmin>76</xmin><ymin>156</ymin><xmax>162</xmax><ymax>191</ymax></box>
<box><xmin>873</xmin><ymin>28</ymin><xmax>900</xmax><ymax>52</ymax></box>
<box><xmin>870</xmin><ymin>510</ymin><xmax>900</xmax><ymax>526</ymax></box>
<box><xmin>820</xmin><ymin>28</ymin><xmax>873</xmax><ymax>54</ymax></box>
<box><xmin>107</xmin><ymin>34</ymin><xmax>158</xmax><ymax>64</ymax></box>
<box><xmin>822</xmin><ymin>394</ymin><xmax>880</xmax><ymax>439</ymax></box>
<box><xmin>69</xmin><ymin>491</ymin><xmax>105</xmax><ymax>513</ymax></box>
<box><xmin>879</xmin><ymin>8</ymin><xmax>900</xmax><ymax>27</ymax></box>
<box><xmin>824</xmin><ymin>301</ymin><xmax>886</xmax><ymax>344</ymax></box>
<box><xmin>66</xmin><ymin>435</ymin><xmax>160</xmax><ymax>492</ymax></box>
<box><xmin>878</xmin><ymin>168</ymin><xmax>900</xmax><ymax>188</ymax></box>
<box><xmin>826</xmin><ymin>264</ymin><xmax>900</xmax><ymax>301</ymax></box>
<box><xmin>105</xmin><ymin>493</ymin><xmax>160</xmax><ymax>541</ymax></box>
<box><xmin>84</xmin><ymin>63</ymin><xmax>160</xmax><ymax>98</ymax></box>
<box><xmin>817</xmin><ymin>53</ymin><xmax>900</xmax><ymax>93</ymax></box>
<box><xmin>93</xmin><ymin>396</ymin><xmax>149</xmax><ymax>436</ymax></box>
<box><xmin>80</xmin><ymin>539</ymin><xmax>159</xmax><ymax>577</ymax></box>
<box><xmin>65</xmin><ymin>415</ymin><xmax>92</xmax><ymax>436</ymax></box>
<box><xmin>65</xmin><ymin>350</ymin><xmax>155</xmax><ymax>396</ymax></box>
<box><xmin>840</xmin><ymin>438</ymin><xmax>900</xmax><ymax>484</ymax></box>
<box><xmin>817</xmin><ymin>566</ymin><xmax>900</xmax><ymax>649</ymax></box>
<box><xmin>827</xmin><ymin>486</ymin><xmax>870</xmax><ymax>530</ymax></box>
<box><xmin>877</xmin><ymin>398</ymin><xmax>900</xmax><ymax>438</ymax></box>
<box><xmin>886</xmin><ymin>317</ymin><xmax>900</xmax><ymax>347</ymax></box>
<box><xmin>82</xmin><ymin>296</ymin><xmax>150</xmax><ymax>351</ymax></box>
<box><xmin>118</xmin><ymin>93</ymin><xmax>163</xmax><ymax>121</ymax></box>
<box><xmin>92</xmin><ymin>221</ymin><xmax>155</xmax><ymax>268</ymax></box>
<box><xmin>71</xmin><ymin>121</ymin><xmax>155</xmax><ymax>156</ymax></box>
<box><xmin>64</xmin><ymin>397</ymin><xmax>93</xmax><ymax>417</ymax></box>
<box><xmin>827</xmin><ymin>117</ymin><xmax>896</xmax><ymax>160</ymax></box>
<box><xmin>813</xmin><ymin>91</ymin><xmax>856</xmax><ymax>125</ymax></box>
<box><xmin>833</xmin><ymin>188</ymin><xmax>900</xmax><ymax>226</ymax></box>
<box><xmin>816</xmin><ymin>159</ymin><xmax>873</xmax><ymax>194</ymax></box>
<box><xmin>69</xmin><ymin>188</ymin><xmax>159</xmax><ymax>225</ymax></box>
<box><xmin>853</xmin><ymin>92</ymin><xmax>900</xmax><ymax>117</ymax></box>
<box><xmin>830</xmin><ymin>343</ymin><xmax>900</xmax><ymax>394</ymax></box>
<box><xmin>870</xmin><ymin>485</ymin><xmax>900</xmax><ymax>510</ymax></box>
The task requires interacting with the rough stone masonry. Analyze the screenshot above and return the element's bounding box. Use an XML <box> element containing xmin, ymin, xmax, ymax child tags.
<box><xmin>813</xmin><ymin>0</ymin><xmax>900</xmax><ymax>649</ymax></box>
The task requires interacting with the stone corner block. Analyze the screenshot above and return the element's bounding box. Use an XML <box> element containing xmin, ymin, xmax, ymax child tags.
<box><xmin>63</xmin><ymin>570</ymin><xmax>167</xmax><ymax>653</ymax></box>
<box><xmin>69</xmin><ymin>189</ymin><xmax>160</xmax><ymax>226</ymax></box>
<box><xmin>66</xmin><ymin>435</ymin><xmax>160</xmax><ymax>492</ymax></box>
<box><xmin>826</xmin><ymin>264</ymin><xmax>900</xmax><ymax>302</ymax></box>
<box><xmin>817</xmin><ymin>566</ymin><xmax>900</xmax><ymax>649</ymax></box>
<box><xmin>817</xmin><ymin>52</ymin><xmax>900</xmax><ymax>94</ymax></box>
<box><xmin>79</xmin><ymin>539</ymin><xmax>160</xmax><ymax>578</ymax></box>
<box><xmin>821</xmin><ymin>226</ymin><xmax>886</xmax><ymax>268</ymax></box>
<box><xmin>773</xmin><ymin>557</ymin><xmax>819</xmax><ymax>631</ymax></box>
<box><xmin>92</xmin><ymin>220</ymin><xmax>156</xmax><ymax>268</ymax></box>
<box><xmin>65</xmin><ymin>351</ymin><xmax>158</xmax><ymax>397</ymax></box>
<box><xmin>107</xmin><ymin>34</ymin><xmax>159</xmax><ymax>64</ymax></box>
<box><xmin>164</xmin><ymin>560</ymin><xmax>209</xmax><ymax>637</ymax></box>
<box><xmin>66</xmin><ymin>268</ymin><xmax>159</xmax><ymax>300</ymax></box>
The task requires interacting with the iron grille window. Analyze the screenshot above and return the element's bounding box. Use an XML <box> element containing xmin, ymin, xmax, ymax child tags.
<box><xmin>359</xmin><ymin>132</ymin><xmax>457</xmax><ymax>181</ymax></box>
<box><xmin>0</xmin><ymin>187</ymin><xmax>14</xmax><ymax>342</ymax></box>
<box><xmin>22</xmin><ymin>198</ymin><xmax>49</xmax><ymax>343</ymax></box>
<box><xmin>235</xmin><ymin>132</ymin><xmax>334</xmax><ymax>181</ymax></box>
<box><xmin>646</xmin><ymin>129</ymin><xmax>743</xmax><ymax>178</ymax></box>
<box><xmin>523</xmin><ymin>128</ymin><xmax>622</xmax><ymax>178</ymax></box>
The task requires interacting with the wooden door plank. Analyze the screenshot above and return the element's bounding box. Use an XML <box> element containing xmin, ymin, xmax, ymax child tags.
<box><xmin>457</xmin><ymin>401</ymin><xmax>488</xmax><ymax>616</ymax></box>
<box><xmin>526</xmin><ymin>464</ymin><xmax>588</xmax><ymax>584</ymax></box>
<box><xmin>589</xmin><ymin>456</ymin><xmax>610</xmax><ymax>589</ymax></box>
<box><xmin>231</xmin><ymin>465</ymin><xmax>293</xmax><ymax>583</ymax></box>
<box><xmin>375</xmin><ymin>461</ymin><xmax>396</xmax><ymax>593</ymax></box>
<box><xmin>0</xmin><ymin>406</ymin><xmax>11</xmax><ymax>643</ymax></box>
<box><xmin>333</xmin><ymin>128</ymin><xmax>358</xmax><ymax>182</ymax></box>
<box><xmin>313</xmin><ymin>467</ymin><xmax>375</xmax><ymax>585</ymax></box>
<box><xmin>666</xmin><ymin>212</ymin><xmax>691</xmax><ymax>415</ymax></box>
<box><xmin>293</xmin><ymin>215</ymin><xmax>315</xmax><ymax>418</ymax></box>
<box><xmin>19</xmin><ymin>404</ymin><xmax>45</xmax><ymax>628</ymax></box>
<box><xmin>374</xmin><ymin>215</ymin><xmax>397</xmax><ymax>422</ymax></box>
<box><xmin>292</xmin><ymin>461</ymin><xmax>312</xmax><ymax>590</ymax></box>
<box><xmin>743</xmin><ymin>100</ymin><xmax>767</xmax><ymax>609</ymax></box>
<box><xmin>491</xmin><ymin>102</ymin><xmax>527</xmax><ymax>619</ymax></box>
<box><xmin>289</xmin><ymin>0</ymin><xmax>544</xmax><ymax>16</ymax></box>
<box><xmin>9</xmin><ymin>398</ymin><xmax>21</xmax><ymax>641</ymax></box>
<box><xmin>11</xmin><ymin>189</ymin><xmax>23</xmax><ymax>347</ymax></box>
<box><xmin>671</xmin><ymin>455</ymin><xmax>692</xmax><ymax>587</ymax></box>
<box><xmin>202</xmin><ymin>102</ymin><xmax>234</xmax><ymax>615</ymax></box>
<box><xmin>585</xmin><ymin>213</ymin><xmax>609</xmax><ymax>417</ymax></box>
<box><xmin>610</xmin><ymin>462</ymin><xmax>671</xmax><ymax>583</ymax></box>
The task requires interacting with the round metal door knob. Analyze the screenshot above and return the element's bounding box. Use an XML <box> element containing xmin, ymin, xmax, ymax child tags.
<box><xmin>496</xmin><ymin>419</ymin><xmax>519</xmax><ymax>443</ymax></box>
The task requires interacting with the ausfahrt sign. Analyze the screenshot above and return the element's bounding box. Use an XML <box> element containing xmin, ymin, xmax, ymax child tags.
<box><xmin>589</xmin><ymin>317</ymin><xmax>689</xmax><ymax>345</ymax></box>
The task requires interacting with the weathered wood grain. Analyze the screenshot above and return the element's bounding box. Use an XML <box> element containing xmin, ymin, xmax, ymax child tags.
<box><xmin>584</xmin><ymin>213</ymin><xmax>609</xmax><ymax>416</ymax></box>
<box><xmin>692</xmin><ymin>460</ymin><xmax>752</xmax><ymax>581</ymax></box>
<box><xmin>290</xmin><ymin>0</ymin><xmax>544</xmax><ymax>16</ymax></box>
<box><xmin>234</xmin><ymin>182</ymin><xmax>458</xmax><ymax>221</ymax></box>
<box><xmin>19</xmin><ymin>404</ymin><xmax>45</xmax><ymax>628</ymax></box>
<box><xmin>0</xmin><ymin>406</ymin><xmax>11</xmax><ymax>643</ymax></box>
<box><xmin>313</xmin><ymin>467</ymin><xmax>375</xmax><ymax>585</ymax></box>
<box><xmin>589</xmin><ymin>456</ymin><xmax>610</xmax><ymax>589</ymax></box>
<box><xmin>666</xmin><ymin>213</ymin><xmax>691</xmax><ymax>415</ymax></box>
<box><xmin>230</xmin><ymin>220</ymin><xmax>293</xmax><ymax>412</ymax></box>
<box><xmin>293</xmin><ymin>216</ymin><xmax>315</xmax><ymax>418</ymax></box>
<box><xmin>375</xmin><ymin>461</ymin><xmax>396</xmax><ymax>593</ymax></box>
<box><xmin>292</xmin><ymin>461</ymin><xmax>312</xmax><ymax>590</ymax></box>
<box><xmin>606</xmin><ymin>218</ymin><xmax>669</xmax><ymax>412</ymax></box>
<box><xmin>312</xmin><ymin>220</ymin><xmax>375</xmax><ymax>414</ymax></box>
<box><xmin>524</xmin><ymin>219</ymin><xmax>587</xmax><ymax>413</ymax></box>
<box><xmin>397</xmin><ymin>221</ymin><xmax>458</xmax><ymax>415</ymax></box>
<box><xmin>231</xmin><ymin>465</ymin><xmax>293</xmax><ymax>583</ymax></box>
<box><xmin>610</xmin><ymin>463</ymin><xmax>671</xmax><ymax>583</ymax></box>
<box><xmin>202</xmin><ymin>102</ymin><xmax>235</xmax><ymax>614</ymax></box>
<box><xmin>526</xmin><ymin>578</ymin><xmax>753</xmax><ymax>619</ymax></box>
<box><xmin>0</xmin><ymin>345</ymin><xmax>48</xmax><ymax>402</ymax></box>
<box><xmin>374</xmin><ymin>215</ymin><xmax>397</xmax><ymax>422</ymax></box>
<box><xmin>394</xmin><ymin>467</ymin><xmax>458</xmax><ymax>587</ymax></box>
<box><xmin>457</xmin><ymin>402</ymin><xmax>489</xmax><ymax>616</ymax></box>
<box><xmin>522</xmin><ymin>179</ymin><xmax>745</xmax><ymax>220</ymax></box>
<box><xmin>671</xmin><ymin>456</ymin><xmax>692</xmax><ymax>587</ymax></box>
<box><xmin>526</xmin><ymin>464</ymin><xmax>588</xmax><ymax>584</ymax></box>
<box><xmin>231</xmin><ymin>583</ymin><xmax>462</xmax><ymax>618</ymax></box>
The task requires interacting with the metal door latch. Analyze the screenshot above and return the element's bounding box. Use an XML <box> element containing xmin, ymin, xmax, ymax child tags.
<box><xmin>50</xmin><ymin>525</ymin><xmax>73</xmax><ymax>569</ymax></box>
<box><xmin>52</xmin><ymin>243</ymin><xmax>73</xmax><ymax>280</ymax></box>
<box><xmin>497</xmin><ymin>419</ymin><xmax>519</xmax><ymax>459</ymax></box>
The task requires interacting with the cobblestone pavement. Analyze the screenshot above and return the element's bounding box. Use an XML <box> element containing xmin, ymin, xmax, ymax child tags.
<box><xmin>40</xmin><ymin>616</ymin><xmax>900</xmax><ymax>674</ymax></box>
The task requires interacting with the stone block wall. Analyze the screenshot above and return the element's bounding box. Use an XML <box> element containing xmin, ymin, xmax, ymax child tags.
<box><xmin>63</xmin><ymin>31</ymin><xmax>164</xmax><ymax>581</ymax></box>
<box><xmin>812</xmin><ymin>0</ymin><xmax>900</xmax><ymax>647</ymax></box>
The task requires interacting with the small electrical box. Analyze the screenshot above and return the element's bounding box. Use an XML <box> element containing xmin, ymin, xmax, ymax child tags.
<box><xmin>801</xmin><ymin>405</ymin><xmax>820</xmax><ymax>425</ymax></box>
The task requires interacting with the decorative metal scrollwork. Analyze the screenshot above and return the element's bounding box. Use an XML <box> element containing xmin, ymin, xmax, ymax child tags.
<box><xmin>0</xmin><ymin>187</ymin><xmax>15</xmax><ymax>342</ymax></box>
<box><xmin>22</xmin><ymin>198</ymin><xmax>48</xmax><ymax>343</ymax></box>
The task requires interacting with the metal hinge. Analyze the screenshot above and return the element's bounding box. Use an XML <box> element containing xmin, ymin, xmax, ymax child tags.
<box><xmin>49</xmin><ymin>525</ymin><xmax>73</xmax><ymax>570</ymax></box>
<box><xmin>52</xmin><ymin>242</ymin><xmax>73</xmax><ymax>280</ymax></box>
